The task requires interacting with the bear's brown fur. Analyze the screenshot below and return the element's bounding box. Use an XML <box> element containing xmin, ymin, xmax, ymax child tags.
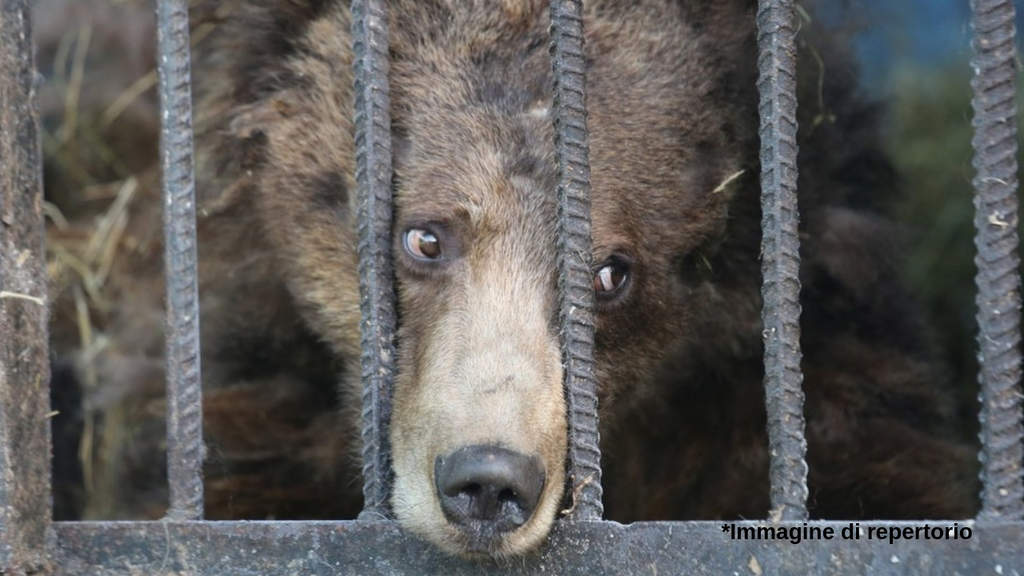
<box><xmin>46</xmin><ymin>0</ymin><xmax>979</xmax><ymax>558</ymax></box>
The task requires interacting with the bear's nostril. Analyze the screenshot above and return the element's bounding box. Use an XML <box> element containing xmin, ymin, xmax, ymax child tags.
<box><xmin>434</xmin><ymin>445</ymin><xmax>545</xmax><ymax>535</ymax></box>
<box><xmin>462</xmin><ymin>483</ymin><xmax>482</xmax><ymax>498</ymax></box>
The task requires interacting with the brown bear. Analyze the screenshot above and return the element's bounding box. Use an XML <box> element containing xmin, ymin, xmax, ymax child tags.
<box><xmin>45</xmin><ymin>0</ymin><xmax>979</xmax><ymax>560</ymax></box>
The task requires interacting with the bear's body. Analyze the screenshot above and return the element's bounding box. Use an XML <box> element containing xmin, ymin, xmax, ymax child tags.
<box><xmin>48</xmin><ymin>0</ymin><xmax>977</xmax><ymax>555</ymax></box>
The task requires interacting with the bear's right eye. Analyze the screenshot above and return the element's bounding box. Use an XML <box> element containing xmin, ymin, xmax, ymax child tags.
<box><xmin>593</xmin><ymin>257</ymin><xmax>631</xmax><ymax>301</ymax></box>
<box><xmin>404</xmin><ymin>228</ymin><xmax>442</xmax><ymax>261</ymax></box>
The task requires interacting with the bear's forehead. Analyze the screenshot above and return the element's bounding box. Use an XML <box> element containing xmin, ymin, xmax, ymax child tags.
<box><xmin>385</xmin><ymin>1</ymin><xmax>716</xmax><ymax>123</ymax></box>
<box><xmin>276</xmin><ymin>0</ymin><xmax>741</xmax><ymax>255</ymax></box>
<box><xmin>379</xmin><ymin>3</ymin><xmax>726</xmax><ymax>247</ymax></box>
<box><xmin>392</xmin><ymin>106</ymin><xmax>556</xmax><ymax>247</ymax></box>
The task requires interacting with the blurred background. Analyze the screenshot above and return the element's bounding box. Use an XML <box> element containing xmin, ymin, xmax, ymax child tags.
<box><xmin>32</xmin><ymin>0</ymin><xmax>1024</xmax><ymax>520</ymax></box>
<box><xmin>829</xmin><ymin>0</ymin><xmax>1024</xmax><ymax>436</ymax></box>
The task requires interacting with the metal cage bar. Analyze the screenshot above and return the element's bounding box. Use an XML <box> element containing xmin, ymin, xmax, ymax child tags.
<box><xmin>51</xmin><ymin>520</ymin><xmax>1024</xmax><ymax>576</ymax></box>
<box><xmin>0</xmin><ymin>1</ymin><xmax>52</xmax><ymax>572</ymax></box>
<box><xmin>969</xmin><ymin>0</ymin><xmax>1024</xmax><ymax>521</ymax></box>
<box><xmin>351</xmin><ymin>0</ymin><xmax>397</xmax><ymax>518</ymax></box>
<box><xmin>755</xmin><ymin>0</ymin><xmax>809</xmax><ymax>520</ymax></box>
<box><xmin>549</xmin><ymin>0</ymin><xmax>604</xmax><ymax>521</ymax></box>
<box><xmin>156</xmin><ymin>0</ymin><xmax>205</xmax><ymax>521</ymax></box>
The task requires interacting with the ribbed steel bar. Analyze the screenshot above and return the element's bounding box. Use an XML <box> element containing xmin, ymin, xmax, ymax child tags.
<box><xmin>0</xmin><ymin>1</ymin><xmax>52</xmax><ymax>572</ymax></box>
<box><xmin>52</xmin><ymin>520</ymin><xmax>1024</xmax><ymax>576</ymax></box>
<box><xmin>755</xmin><ymin>0</ymin><xmax>809</xmax><ymax>521</ymax></box>
<box><xmin>549</xmin><ymin>0</ymin><xmax>603</xmax><ymax>521</ymax></box>
<box><xmin>156</xmin><ymin>0</ymin><xmax>204</xmax><ymax>520</ymax></box>
<box><xmin>351</xmin><ymin>0</ymin><xmax>396</xmax><ymax>518</ymax></box>
<box><xmin>970</xmin><ymin>0</ymin><xmax>1023</xmax><ymax>521</ymax></box>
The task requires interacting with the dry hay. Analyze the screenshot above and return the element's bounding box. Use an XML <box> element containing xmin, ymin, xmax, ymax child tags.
<box><xmin>39</xmin><ymin>0</ymin><xmax>348</xmax><ymax>521</ymax></box>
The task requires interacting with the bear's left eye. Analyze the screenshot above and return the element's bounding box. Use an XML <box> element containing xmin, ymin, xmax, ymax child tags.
<box><xmin>593</xmin><ymin>258</ymin><xmax>630</xmax><ymax>299</ymax></box>
<box><xmin>404</xmin><ymin>228</ymin><xmax>442</xmax><ymax>261</ymax></box>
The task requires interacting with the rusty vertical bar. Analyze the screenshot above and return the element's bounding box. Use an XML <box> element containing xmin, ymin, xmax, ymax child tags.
<box><xmin>157</xmin><ymin>0</ymin><xmax>204</xmax><ymax>520</ymax></box>
<box><xmin>549</xmin><ymin>0</ymin><xmax>603</xmax><ymax>521</ymax></box>
<box><xmin>0</xmin><ymin>0</ymin><xmax>52</xmax><ymax>572</ymax></box>
<box><xmin>351</xmin><ymin>0</ymin><xmax>396</xmax><ymax>518</ymax></box>
<box><xmin>970</xmin><ymin>0</ymin><xmax>1023</xmax><ymax>521</ymax></box>
<box><xmin>755</xmin><ymin>0</ymin><xmax>808</xmax><ymax>521</ymax></box>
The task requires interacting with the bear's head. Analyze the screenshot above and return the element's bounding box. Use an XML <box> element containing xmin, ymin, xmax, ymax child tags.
<box><xmin>201</xmin><ymin>0</ymin><xmax>756</xmax><ymax>558</ymax></box>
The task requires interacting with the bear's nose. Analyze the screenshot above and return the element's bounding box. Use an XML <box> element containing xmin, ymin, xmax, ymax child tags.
<box><xmin>434</xmin><ymin>445</ymin><xmax>545</xmax><ymax>534</ymax></box>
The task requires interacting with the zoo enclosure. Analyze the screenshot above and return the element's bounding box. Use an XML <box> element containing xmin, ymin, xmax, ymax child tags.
<box><xmin>0</xmin><ymin>0</ymin><xmax>1022</xmax><ymax>574</ymax></box>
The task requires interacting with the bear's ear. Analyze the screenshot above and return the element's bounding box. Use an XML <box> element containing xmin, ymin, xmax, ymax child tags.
<box><xmin>670</xmin><ymin>161</ymin><xmax>754</xmax><ymax>285</ymax></box>
<box><xmin>673</xmin><ymin>0</ymin><xmax>757</xmax><ymax>25</ymax></box>
<box><xmin>196</xmin><ymin>90</ymin><xmax>303</xmax><ymax>216</ymax></box>
<box><xmin>227</xmin><ymin>91</ymin><xmax>302</xmax><ymax>142</ymax></box>
<box><xmin>707</xmin><ymin>165</ymin><xmax>750</xmax><ymax>203</ymax></box>
<box><xmin>679</xmin><ymin>152</ymin><xmax>750</xmax><ymax>241</ymax></box>
<box><xmin>699</xmin><ymin>161</ymin><xmax>753</xmax><ymax>241</ymax></box>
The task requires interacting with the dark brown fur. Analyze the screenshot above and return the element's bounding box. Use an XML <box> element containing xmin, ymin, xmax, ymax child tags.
<box><xmin>47</xmin><ymin>0</ymin><xmax>978</xmax><ymax>548</ymax></box>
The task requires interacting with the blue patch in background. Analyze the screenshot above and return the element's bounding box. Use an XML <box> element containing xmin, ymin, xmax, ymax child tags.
<box><xmin>816</xmin><ymin>0</ymin><xmax>1023</xmax><ymax>90</ymax></box>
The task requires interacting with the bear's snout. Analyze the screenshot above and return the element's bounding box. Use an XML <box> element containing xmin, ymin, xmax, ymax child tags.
<box><xmin>434</xmin><ymin>445</ymin><xmax>546</xmax><ymax>547</ymax></box>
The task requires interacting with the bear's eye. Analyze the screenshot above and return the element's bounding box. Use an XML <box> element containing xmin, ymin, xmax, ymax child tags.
<box><xmin>593</xmin><ymin>258</ymin><xmax>630</xmax><ymax>299</ymax></box>
<box><xmin>403</xmin><ymin>228</ymin><xmax>442</xmax><ymax>261</ymax></box>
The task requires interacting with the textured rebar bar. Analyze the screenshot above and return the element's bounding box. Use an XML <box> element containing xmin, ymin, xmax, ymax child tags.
<box><xmin>970</xmin><ymin>0</ymin><xmax>1023</xmax><ymax>522</ymax></box>
<box><xmin>0</xmin><ymin>1</ymin><xmax>52</xmax><ymax>572</ymax></box>
<box><xmin>352</xmin><ymin>0</ymin><xmax>396</xmax><ymax>518</ymax></box>
<box><xmin>549</xmin><ymin>0</ymin><xmax>603</xmax><ymax>521</ymax></box>
<box><xmin>157</xmin><ymin>0</ymin><xmax>204</xmax><ymax>521</ymax></box>
<box><xmin>755</xmin><ymin>0</ymin><xmax>808</xmax><ymax>521</ymax></box>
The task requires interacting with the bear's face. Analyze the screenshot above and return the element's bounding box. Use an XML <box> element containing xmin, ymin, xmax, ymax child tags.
<box><xmin>226</xmin><ymin>0</ymin><xmax>752</xmax><ymax>558</ymax></box>
<box><xmin>388</xmin><ymin>105</ymin><xmax>567</xmax><ymax>557</ymax></box>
